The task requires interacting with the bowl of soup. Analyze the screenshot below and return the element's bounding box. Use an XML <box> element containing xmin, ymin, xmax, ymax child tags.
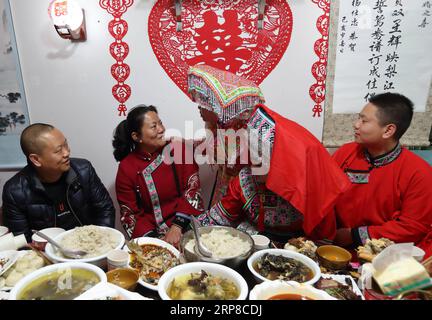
<box><xmin>158</xmin><ymin>262</ymin><xmax>248</xmax><ymax>300</ymax></box>
<box><xmin>9</xmin><ymin>262</ymin><xmax>106</xmax><ymax>300</ymax></box>
<box><xmin>247</xmin><ymin>249</ymin><xmax>321</xmax><ymax>285</ymax></box>
<box><xmin>316</xmin><ymin>245</ymin><xmax>352</xmax><ymax>270</ymax></box>
<box><xmin>249</xmin><ymin>280</ymin><xmax>336</xmax><ymax>300</ymax></box>
<box><xmin>106</xmin><ymin>268</ymin><xmax>139</xmax><ymax>291</ymax></box>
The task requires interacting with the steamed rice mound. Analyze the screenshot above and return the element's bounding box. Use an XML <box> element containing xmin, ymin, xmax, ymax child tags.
<box><xmin>60</xmin><ymin>225</ymin><xmax>119</xmax><ymax>259</ymax></box>
<box><xmin>186</xmin><ymin>229</ymin><xmax>251</xmax><ymax>259</ymax></box>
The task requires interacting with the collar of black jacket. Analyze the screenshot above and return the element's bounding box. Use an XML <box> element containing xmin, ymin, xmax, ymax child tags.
<box><xmin>23</xmin><ymin>160</ymin><xmax>79</xmax><ymax>194</ymax></box>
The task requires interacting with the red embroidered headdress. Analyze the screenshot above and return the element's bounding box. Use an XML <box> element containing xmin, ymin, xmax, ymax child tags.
<box><xmin>188</xmin><ymin>64</ymin><xmax>265</xmax><ymax>126</ymax></box>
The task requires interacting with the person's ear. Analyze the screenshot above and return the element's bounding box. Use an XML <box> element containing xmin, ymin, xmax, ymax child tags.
<box><xmin>29</xmin><ymin>154</ymin><xmax>42</xmax><ymax>167</ymax></box>
<box><xmin>383</xmin><ymin>123</ymin><xmax>397</xmax><ymax>139</ymax></box>
<box><xmin>131</xmin><ymin>132</ymin><xmax>142</xmax><ymax>143</ymax></box>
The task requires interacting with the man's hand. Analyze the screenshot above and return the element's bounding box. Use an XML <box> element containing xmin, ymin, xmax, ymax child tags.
<box><xmin>162</xmin><ymin>224</ymin><xmax>183</xmax><ymax>248</ymax></box>
<box><xmin>334</xmin><ymin>228</ymin><xmax>353</xmax><ymax>247</ymax></box>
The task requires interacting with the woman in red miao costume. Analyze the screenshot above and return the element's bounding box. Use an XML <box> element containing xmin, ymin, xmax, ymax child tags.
<box><xmin>113</xmin><ymin>105</ymin><xmax>205</xmax><ymax>248</ymax></box>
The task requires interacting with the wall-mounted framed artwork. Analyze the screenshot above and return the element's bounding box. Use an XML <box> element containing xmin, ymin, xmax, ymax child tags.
<box><xmin>0</xmin><ymin>0</ymin><xmax>30</xmax><ymax>169</ymax></box>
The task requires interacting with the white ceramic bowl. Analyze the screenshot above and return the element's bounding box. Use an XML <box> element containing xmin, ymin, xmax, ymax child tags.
<box><xmin>9</xmin><ymin>262</ymin><xmax>107</xmax><ymax>300</ymax></box>
<box><xmin>45</xmin><ymin>226</ymin><xmax>125</xmax><ymax>269</ymax></box>
<box><xmin>247</xmin><ymin>248</ymin><xmax>321</xmax><ymax>285</ymax></box>
<box><xmin>123</xmin><ymin>237</ymin><xmax>180</xmax><ymax>291</ymax></box>
<box><xmin>249</xmin><ymin>280</ymin><xmax>336</xmax><ymax>300</ymax></box>
<box><xmin>158</xmin><ymin>262</ymin><xmax>248</xmax><ymax>300</ymax></box>
<box><xmin>251</xmin><ymin>234</ymin><xmax>270</xmax><ymax>251</ymax></box>
<box><xmin>31</xmin><ymin>227</ymin><xmax>66</xmax><ymax>251</ymax></box>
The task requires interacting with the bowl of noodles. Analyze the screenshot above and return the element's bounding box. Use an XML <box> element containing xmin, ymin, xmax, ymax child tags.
<box><xmin>123</xmin><ymin>237</ymin><xmax>180</xmax><ymax>291</ymax></box>
<box><xmin>45</xmin><ymin>225</ymin><xmax>125</xmax><ymax>269</ymax></box>
<box><xmin>158</xmin><ymin>262</ymin><xmax>248</xmax><ymax>300</ymax></box>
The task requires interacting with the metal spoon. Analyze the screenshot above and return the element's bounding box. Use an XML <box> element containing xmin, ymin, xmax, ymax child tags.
<box><xmin>190</xmin><ymin>217</ymin><xmax>213</xmax><ymax>258</ymax></box>
<box><xmin>31</xmin><ymin>229</ymin><xmax>87</xmax><ymax>259</ymax></box>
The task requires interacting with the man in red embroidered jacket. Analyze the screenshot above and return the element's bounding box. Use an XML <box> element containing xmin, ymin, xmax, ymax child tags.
<box><xmin>197</xmin><ymin>105</ymin><xmax>350</xmax><ymax>241</ymax></box>
<box><xmin>333</xmin><ymin>93</ymin><xmax>432</xmax><ymax>260</ymax></box>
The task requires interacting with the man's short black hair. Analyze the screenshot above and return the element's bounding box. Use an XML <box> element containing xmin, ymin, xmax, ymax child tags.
<box><xmin>20</xmin><ymin>123</ymin><xmax>54</xmax><ymax>157</ymax></box>
<box><xmin>369</xmin><ymin>92</ymin><xmax>414</xmax><ymax>141</ymax></box>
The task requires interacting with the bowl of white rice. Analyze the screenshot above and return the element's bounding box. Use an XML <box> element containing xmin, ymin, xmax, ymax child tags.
<box><xmin>180</xmin><ymin>226</ymin><xmax>253</xmax><ymax>269</ymax></box>
<box><xmin>45</xmin><ymin>225</ymin><xmax>125</xmax><ymax>269</ymax></box>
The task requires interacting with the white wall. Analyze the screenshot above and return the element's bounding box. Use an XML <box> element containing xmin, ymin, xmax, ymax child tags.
<box><xmin>0</xmin><ymin>0</ymin><xmax>326</xmax><ymax>227</ymax></box>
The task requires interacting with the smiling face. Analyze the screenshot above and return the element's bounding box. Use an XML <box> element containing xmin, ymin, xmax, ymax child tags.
<box><xmin>353</xmin><ymin>103</ymin><xmax>394</xmax><ymax>147</ymax></box>
<box><xmin>30</xmin><ymin>128</ymin><xmax>71</xmax><ymax>174</ymax></box>
<box><xmin>133</xmin><ymin>111</ymin><xmax>166</xmax><ymax>152</ymax></box>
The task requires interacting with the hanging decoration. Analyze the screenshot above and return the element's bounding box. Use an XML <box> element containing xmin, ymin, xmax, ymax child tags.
<box><xmin>100</xmin><ymin>0</ymin><xmax>134</xmax><ymax>116</ymax></box>
<box><xmin>309</xmin><ymin>0</ymin><xmax>330</xmax><ymax>117</ymax></box>
<box><xmin>148</xmin><ymin>0</ymin><xmax>293</xmax><ymax>96</ymax></box>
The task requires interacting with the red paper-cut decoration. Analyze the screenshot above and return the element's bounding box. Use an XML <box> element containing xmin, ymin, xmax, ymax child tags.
<box><xmin>310</xmin><ymin>0</ymin><xmax>330</xmax><ymax>117</ymax></box>
<box><xmin>100</xmin><ymin>0</ymin><xmax>134</xmax><ymax>116</ymax></box>
<box><xmin>148</xmin><ymin>0</ymin><xmax>293</xmax><ymax>95</ymax></box>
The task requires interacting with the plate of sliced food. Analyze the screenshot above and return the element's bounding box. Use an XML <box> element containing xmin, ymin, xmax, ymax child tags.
<box><xmin>284</xmin><ymin>237</ymin><xmax>318</xmax><ymax>262</ymax></box>
<box><xmin>357</xmin><ymin>238</ymin><xmax>395</xmax><ymax>263</ymax></box>
<box><xmin>123</xmin><ymin>237</ymin><xmax>180</xmax><ymax>291</ymax></box>
<box><xmin>0</xmin><ymin>251</ymin><xmax>20</xmax><ymax>277</ymax></box>
<box><xmin>0</xmin><ymin>250</ymin><xmax>46</xmax><ymax>291</ymax></box>
<box><xmin>314</xmin><ymin>274</ymin><xmax>364</xmax><ymax>300</ymax></box>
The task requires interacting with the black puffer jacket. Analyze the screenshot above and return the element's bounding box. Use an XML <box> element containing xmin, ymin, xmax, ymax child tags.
<box><xmin>2</xmin><ymin>158</ymin><xmax>115</xmax><ymax>241</ymax></box>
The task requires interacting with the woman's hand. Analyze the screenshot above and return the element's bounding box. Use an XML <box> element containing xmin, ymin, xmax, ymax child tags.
<box><xmin>163</xmin><ymin>224</ymin><xmax>183</xmax><ymax>248</ymax></box>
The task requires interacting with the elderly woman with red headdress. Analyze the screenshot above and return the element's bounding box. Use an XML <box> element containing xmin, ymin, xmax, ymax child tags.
<box><xmin>196</xmin><ymin>105</ymin><xmax>351</xmax><ymax>242</ymax></box>
<box><xmin>187</xmin><ymin>64</ymin><xmax>266</xmax><ymax>207</ymax></box>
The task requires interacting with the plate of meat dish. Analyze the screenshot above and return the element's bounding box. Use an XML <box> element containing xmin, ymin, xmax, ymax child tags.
<box><xmin>314</xmin><ymin>274</ymin><xmax>364</xmax><ymax>300</ymax></box>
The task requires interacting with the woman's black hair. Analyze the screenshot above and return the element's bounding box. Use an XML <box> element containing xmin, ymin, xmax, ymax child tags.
<box><xmin>112</xmin><ymin>104</ymin><xmax>158</xmax><ymax>161</ymax></box>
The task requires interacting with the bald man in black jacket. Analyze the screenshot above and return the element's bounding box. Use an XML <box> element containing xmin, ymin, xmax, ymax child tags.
<box><xmin>2</xmin><ymin>123</ymin><xmax>115</xmax><ymax>241</ymax></box>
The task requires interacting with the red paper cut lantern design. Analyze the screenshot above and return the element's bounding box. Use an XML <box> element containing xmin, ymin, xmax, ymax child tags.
<box><xmin>310</xmin><ymin>0</ymin><xmax>330</xmax><ymax>117</ymax></box>
<box><xmin>100</xmin><ymin>0</ymin><xmax>134</xmax><ymax>116</ymax></box>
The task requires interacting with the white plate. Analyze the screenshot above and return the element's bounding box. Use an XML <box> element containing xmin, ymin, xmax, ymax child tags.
<box><xmin>123</xmin><ymin>237</ymin><xmax>180</xmax><ymax>291</ymax></box>
<box><xmin>75</xmin><ymin>282</ymin><xmax>152</xmax><ymax>300</ymax></box>
<box><xmin>0</xmin><ymin>251</ymin><xmax>30</xmax><ymax>291</ymax></box>
<box><xmin>0</xmin><ymin>250</ymin><xmax>20</xmax><ymax>277</ymax></box>
<box><xmin>320</xmin><ymin>274</ymin><xmax>365</xmax><ymax>300</ymax></box>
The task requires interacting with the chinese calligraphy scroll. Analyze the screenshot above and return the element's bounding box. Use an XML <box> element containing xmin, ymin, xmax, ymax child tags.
<box><xmin>332</xmin><ymin>0</ymin><xmax>432</xmax><ymax>113</ymax></box>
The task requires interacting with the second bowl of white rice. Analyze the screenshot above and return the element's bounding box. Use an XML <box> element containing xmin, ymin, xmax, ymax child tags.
<box><xmin>45</xmin><ymin>225</ymin><xmax>125</xmax><ymax>269</ymax></box>
<box><xmin>180</xmin><ymin>226</ymin><xmax>253</xmax><ymax>269</ymax></box>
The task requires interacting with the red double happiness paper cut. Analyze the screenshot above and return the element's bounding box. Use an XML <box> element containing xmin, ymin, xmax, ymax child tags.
<box><xmin>100</xmin><ymin>0</ymin><xmax>134</xmax><ymax>116</ymax></box>
<box><xmin>148</xmin><ymin>0</ymin><xmax>293</xmax><ymax>95</ymax></box>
